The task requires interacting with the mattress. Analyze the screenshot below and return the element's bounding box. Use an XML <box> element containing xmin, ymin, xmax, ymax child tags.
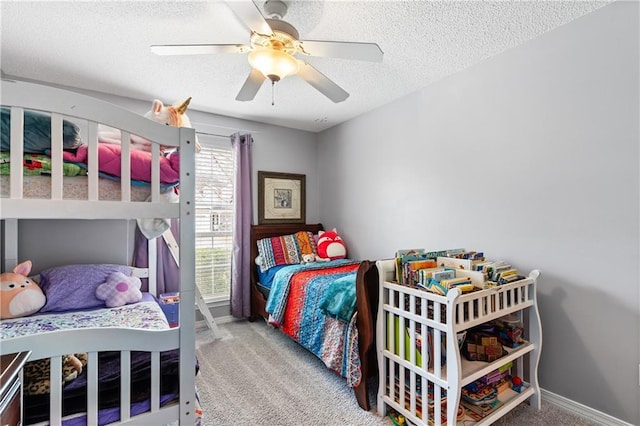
<box><xmin>0</xmin><ymin>175</ymin><xmax>154</xmax><ymax>202</ymax></box>
<box><xmin>0</xmin><ymin>295</ymin><xmax>169</xmax><ymax>340</ymax></box>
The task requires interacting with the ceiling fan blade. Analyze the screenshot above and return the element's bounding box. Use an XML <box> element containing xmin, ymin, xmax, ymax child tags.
<box><xmin>296</xmin><ymin>62</ymin><xmax>349</xmax><ymax>103</ymax></box>
<box><xmin>224</xmin><ymin>0</ymin><xmax>273</xmax><ymax>36</ymax></box>
<box><xmin>297</xmin><ymin>40</ymin><xmax>384</xmax><ymax>62</ymax></box>
<box><xmin>151</xmin><ymin>44</ymin><xmax>250</xmax><ymax>56</ymax></box>
<box><xmin>236</xmin><ymin>68</ymin><xmax>266</xmax><ymax>101</ymax></box>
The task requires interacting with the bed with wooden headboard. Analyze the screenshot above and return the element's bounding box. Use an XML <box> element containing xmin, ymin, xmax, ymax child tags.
<box><xmin>249</xmin><ymin>223</ymin><xmax>379</xmax><ymax>411</ymax></box>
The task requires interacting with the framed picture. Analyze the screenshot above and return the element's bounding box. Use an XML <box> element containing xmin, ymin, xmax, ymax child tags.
<box><xmin>258</xmin><ymin>171</ymin><xmax>306</xmax><ymax>224</ymax></box>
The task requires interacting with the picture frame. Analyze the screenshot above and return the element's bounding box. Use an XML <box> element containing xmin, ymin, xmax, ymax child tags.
<box><xmin>258</xmin><ymin>171</ymin><xmax>306</xmax><ymax>224</ymax></box>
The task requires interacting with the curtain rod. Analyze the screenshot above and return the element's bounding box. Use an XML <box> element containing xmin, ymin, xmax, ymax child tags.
<box><xmin>196</xmin><ymin>131</ymin><xmax>231</xmax><ymax>139</ymax></box>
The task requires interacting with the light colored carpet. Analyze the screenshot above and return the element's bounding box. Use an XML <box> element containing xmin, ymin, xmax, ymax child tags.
<box><xmin>195</xmin><ymin>320</ymin><xmax>597</xmax><ymax>426</ymax></box>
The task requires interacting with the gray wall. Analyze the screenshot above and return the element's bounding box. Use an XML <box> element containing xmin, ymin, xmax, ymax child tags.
<box><xmin>317</xmin><ymin>2</ymin><xmax>639</xmax><ymax>424</ymax></box>
<box><xmin>15</xmin><ymin>220</ymin><xmax>135</xmax><ymax>272</ymax></box>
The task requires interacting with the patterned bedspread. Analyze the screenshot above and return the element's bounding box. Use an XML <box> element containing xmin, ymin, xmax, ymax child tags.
<box><xmin>265</xmin><ymin>260</ymin><xmax>363</xmax><ymax>387</ymax></box>
<box><xmin>1</xmin><ymin>299</ymin><xmax>169</xmax><ymax>340</ymax></box>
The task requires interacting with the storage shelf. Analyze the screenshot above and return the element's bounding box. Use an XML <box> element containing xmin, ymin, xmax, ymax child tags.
<box><xmin>380</xmin><ymin>341</ymin><xmax>533</xmax><ymax>388</ymax></box>
<box><xmin>382</xmin><ymin>384</ymin><xmax>535</xmax><ymax>426</ymax></box>
<box><xmin>376</xmin><ymin>258</ymin><xmax>542</xmax><ymax>426</ymax></box>
<box><xmin>460</xmin><ymin>342</ymin><xmax>533</xmax><ymax>387</ymax></box>
<box><xmin>458</xmin><ymin>383</ymin><xmax>534</xmax><ymax>425</ymax></box>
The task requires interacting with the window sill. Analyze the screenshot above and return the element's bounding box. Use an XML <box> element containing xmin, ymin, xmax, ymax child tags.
<box><xmin>202</xmin><ymin>295</ymin><xmax>230</xmax><ymax>308</ymax></box>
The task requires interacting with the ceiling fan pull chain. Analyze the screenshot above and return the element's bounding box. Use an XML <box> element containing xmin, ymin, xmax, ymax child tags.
<box><xmin>272</xmin><ymin>80</ymin><xmax>275</xmax><ymax>106</ymax></box>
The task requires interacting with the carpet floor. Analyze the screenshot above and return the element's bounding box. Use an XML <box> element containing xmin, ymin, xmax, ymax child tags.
<box><xmin>195</xmin><ymin>320</ymin><xmax>598</xmax><ymax>426</ymax></box>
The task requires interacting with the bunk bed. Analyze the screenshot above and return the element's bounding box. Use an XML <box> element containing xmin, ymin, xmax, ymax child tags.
<box><xmin>249</xmin><ymin>223</ymin><xmax>379</xmax><ymax>411</ymax></box>
<box><xmin>0</xmin><ymin>78</ymin><xmax>197</xmax><ymax>425</ymax></box>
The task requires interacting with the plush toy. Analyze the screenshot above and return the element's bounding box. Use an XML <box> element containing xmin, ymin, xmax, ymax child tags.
<box><xmin>98</xmin><ymin>96</ymin><xmax>201</xmax><ymax>152</ymax></box>
<box><xmin>317</xmin><ymin>229</ymin><xmax>347</xmax><ymax>261</ymax></box>
<box><xmin>62</xmin><ymin>353</ymin><xmax>86</xmax><ymax>382</ymax></box>
<box><xmin>143</xmin><ymin>97</ymin><xmax>201</xmax><ymax>152</ymax></box>
<box><xmin>301</xmin><ymin>253</ymin><xmax>316</xmax><ymax>264</ymax></box>
<box><xmin>95</xmin><ymin>272</ymin><xmax>143</xmax><ymax>308</ymax></box>
<box><xmin>23</xmin><ymin>353</ymin><xmax>88</xmax><ymax>396</ymax></box>
<box><xmin>0</xmin><ymin>260</ymin><xmax>46</xmax><ymax>319</ymax></box>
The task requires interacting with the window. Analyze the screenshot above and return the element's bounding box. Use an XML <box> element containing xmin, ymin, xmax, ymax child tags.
<box><xmin>195</xmin><ymin>136</ymin><xmax>234</xmax><ymax>301</ymax></box>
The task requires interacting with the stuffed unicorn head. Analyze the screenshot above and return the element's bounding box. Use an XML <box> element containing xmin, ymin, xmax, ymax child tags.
<box><xmin>98</xmin><ymin>96</ymin><xmax>200</xmax><ymax>152</ymax></box>
<box><xmin>131</xmin><ymin>97</ymin><xmax>200</xmax><ymax>152</ymax></box>
<box><xmin>144</xmin><ymin>97</ymin><xmax>192</xmax><ymax>127</ymax></box>
<box><xmin>144</xmin><ymin>97</ymin><xmax>200</xmax><ymax>152</ymax></box>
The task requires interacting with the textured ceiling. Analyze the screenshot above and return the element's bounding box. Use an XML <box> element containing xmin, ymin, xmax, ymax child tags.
<box><xmin>0</xmin><ymin>1</ymin><xmax>611</xmax><ymax>132</ymax></box>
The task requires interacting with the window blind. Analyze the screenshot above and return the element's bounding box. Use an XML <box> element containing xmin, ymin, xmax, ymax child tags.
<box><xmin>195</xmin><ymin>139</ymin><xmax>234</xmax><ymax>300</ymax></box>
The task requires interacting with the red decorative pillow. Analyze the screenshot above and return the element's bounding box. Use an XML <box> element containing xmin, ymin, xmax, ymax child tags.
<box><xmin>317</xmin><ymin>229</ymin><xmax>347</xmax><ymax>261</ymax></box>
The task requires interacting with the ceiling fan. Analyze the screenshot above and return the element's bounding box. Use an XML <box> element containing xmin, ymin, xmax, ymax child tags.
<box><xmin>151</xmin><ymin>0</ymin><xmax>384</xmax><ymax>104</ymax></box>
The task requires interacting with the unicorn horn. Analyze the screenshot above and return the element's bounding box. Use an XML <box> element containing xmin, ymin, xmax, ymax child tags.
<box><xmin>177</xmin><ymin>97</ymin><xmax>192</xmax><ymax>114</ymax></box>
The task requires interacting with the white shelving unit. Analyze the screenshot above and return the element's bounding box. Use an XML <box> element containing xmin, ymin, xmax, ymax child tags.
<box><xmin>376</xmin><ymin>259</ymin><xmax>542</xmax><ymax>425</ymax></box>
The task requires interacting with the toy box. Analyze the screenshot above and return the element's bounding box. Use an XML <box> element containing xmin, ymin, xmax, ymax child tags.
<box><xmin>159</xmin><ymin>292</ymin><xmax>179</xmax><ymax>327</ymax></box>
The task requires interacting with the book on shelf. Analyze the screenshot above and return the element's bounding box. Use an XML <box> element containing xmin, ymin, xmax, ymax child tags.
<box><xmin>395</xmin><ymin>248</ymin><xmax>468</xmax><ymax>285</ymax></box>
<box><xmin>158</xmin><ymin>292</ymin><xmax>180</xmax><ymax>327</ymax></box>
<box><xmin>430</xmin><ymin>269</ymin><xmax>456</xmax><ymax>282</ymax></box>
<box><xmin>395</xmin><ymin>249</ymin><xmax>425</xmax><ymax>284</ymax></box>
<box><xmin>437</xmin><ymin>256</ymin><xmax>473</xmax><ymax>270</ymax></box>
<box><xmin>437</xmin><ymin>254</ymin><xmax>489</xmax><ymax>271</ymax></box>
<box><xmin>454</xmin><ymin>269</ymin><xmax>487</xmax><ymax>288</ymax></box>
<box><xmin>405</xmin><ymin>259</ymin><xmax>438</xmax><ymax>285</ymax></box>
<box><xmin>489</xmin><ymin>262</ymin><xmax>512</xmax><ymax>280</ymax></box>
<box><xmin>461</xmin><ymin>399</ymin><xmax>502</xmax><ymax>420</ymax></box>
<box><xmin>417</xmin><ymin>267</ymin><xmax>446</xmax><ymax>285</ymax></box>
<box><xmin>450</xmin><ymin>250</ymin><xmax>485</xmax><ymax>261</ymax></box>
<box><xmin>395</xmin><ymin>248</ymin><xmax>426</xmax><ymax>257</ymax></box>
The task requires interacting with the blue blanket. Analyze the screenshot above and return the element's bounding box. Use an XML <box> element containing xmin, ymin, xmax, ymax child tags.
<box><xmin>319</xmin><ymin>273</ymin><xmax>357</xmax><ymax>322</ymax></box>
<box><xmin>264</xmin><ymin>259</ymin><xmax>363</xmax><ymax>386</ymax></box>
<box><xmin>266</xmin><ymin>259</ymin><xmax>358</xmax><ymax>325</ymax></box>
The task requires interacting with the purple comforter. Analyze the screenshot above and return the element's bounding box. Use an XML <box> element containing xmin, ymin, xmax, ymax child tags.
<box><xmin>24</xmin><ymin>350</ymin><xmax>198</xmax><ymax>425</ymax></box>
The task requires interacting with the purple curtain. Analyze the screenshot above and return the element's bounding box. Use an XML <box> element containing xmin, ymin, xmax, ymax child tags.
<box><xmin>133</xmin><ymin>218</ymin><xmax>180</xmax><ymax>294</ymax></box>
<box><xmin>230</xmin><ymin>133</ymin><xmax>253</xmax><ymax>317</ymax></box>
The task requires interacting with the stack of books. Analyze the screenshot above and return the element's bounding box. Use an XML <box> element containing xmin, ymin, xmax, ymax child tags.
<box><xmin>395</xmin><ymin>247</ymin><xmax>528</xmax><ymax>295</ymax></box>
<box><xmin>159</xmin><ymin>292</ymin><xmax>180</xmax><ymax>327</ymax></box>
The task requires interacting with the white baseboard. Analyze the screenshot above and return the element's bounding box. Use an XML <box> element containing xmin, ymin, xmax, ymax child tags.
<box><xmin>541</xmin><ymin>388</ymin><xmax>633</xmax><ymax>426</ymax></box>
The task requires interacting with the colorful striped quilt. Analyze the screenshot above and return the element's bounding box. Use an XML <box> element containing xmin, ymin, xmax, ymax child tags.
<box><xmin>265</xmin><ymin>260</ymin><xmax>363</xmax><ymax>387</ymax></box>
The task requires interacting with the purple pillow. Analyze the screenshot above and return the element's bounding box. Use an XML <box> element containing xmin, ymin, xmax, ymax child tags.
<box><xmin>39</xmin><ymin>264</ymin><xmax>132</xmax><ymax>313</ymax></box>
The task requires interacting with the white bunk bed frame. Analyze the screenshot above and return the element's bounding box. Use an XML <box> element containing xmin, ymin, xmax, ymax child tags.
<box><xmin>0</xmin><ymin>78</ymin><xmax>197</xmax><ymax>425</ymax></box>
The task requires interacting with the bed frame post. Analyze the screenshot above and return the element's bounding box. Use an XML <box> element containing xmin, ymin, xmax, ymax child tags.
<box><xmin>148</xmin><ymin>237</ymin><xmax>158</xmax><ymax>296</ymax></box>
<box><xmin>354</xmin><ymin>260</ymin><xmax>380</xmax><ymax>411</ymax></box>
<box><xmin>2</xmin><ymin>219</ymin><xmax>19</xmax><ymax>271</ymax></box>
<box><xmin>178</xmin><ymin>126</ymin><xmax>197</xmax><ymax>425</ymax></box>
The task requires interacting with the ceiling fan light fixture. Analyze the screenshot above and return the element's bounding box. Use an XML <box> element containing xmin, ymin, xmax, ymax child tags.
<box><xmin>248</xmin><ymin>47</ymin><xmax>299</xmax><ymax>82</ymax></box>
